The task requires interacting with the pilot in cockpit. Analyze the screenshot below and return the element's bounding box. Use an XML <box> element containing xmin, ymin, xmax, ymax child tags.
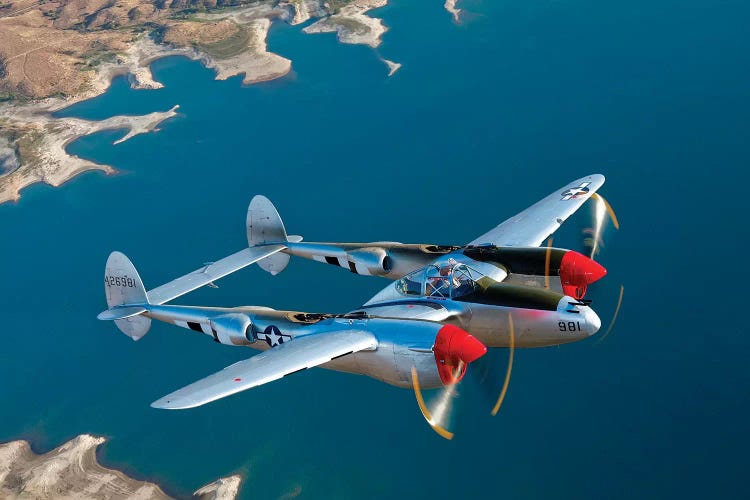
<box><xmin>449</xmin><ymin>260</ymin><xmax>477</xmax><ymax>297</ymax></box>
<box><xmin>399</xmin><ymin>260</ymin><xmax>478</xmax><ymax>299</ymax></box>
<box><xmin>425</xmin><ymin>268</ymin><xmax>447</xmax><ymax>297</ymax></box>
<box><xmin>426</xmin><ymin>260</ymin><xmax>462</xmax><ymax>298</ymax></box>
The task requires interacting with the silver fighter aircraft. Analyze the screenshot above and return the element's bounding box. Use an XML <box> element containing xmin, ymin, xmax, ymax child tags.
<box><xmin>248</xmin><ymin>175</ymin><xmax>608</xmax><ymax>300</ymax></box>
<box><xmin>98</xmin><ymin>174</ymin><xmax>608</xmax><ymax>421</ymax></box>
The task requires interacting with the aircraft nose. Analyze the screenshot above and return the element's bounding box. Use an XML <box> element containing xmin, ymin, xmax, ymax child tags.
<box><xmin>583</xmin><ymin>307</ymin><xmax>601</xmax><ymax>335</ymax></box>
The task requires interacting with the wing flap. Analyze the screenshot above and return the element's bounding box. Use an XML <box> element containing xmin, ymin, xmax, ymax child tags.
<box><xmin>147</xmin><ymin>245</ymin><xmax>286</xmax><ymax>305</ymax></box>
<box><xmin>468</xmin><ymin>174</ymin><xmax>605</xmax><ymax>248</ymax></box>
<box><xmin>151</xmin><ymin>330</ymin><xmax>377</xmax><ymax>409</ymax></box>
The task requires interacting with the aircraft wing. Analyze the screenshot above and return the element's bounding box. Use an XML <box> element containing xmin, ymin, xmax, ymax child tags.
<box><xmin>150</xmin><ymin>330</ymin><xmax>377</xmax><ymax>409</ymax></box>
<box><xmin>147</xmin><ymin>245</ymin><xmax>286</xmax><ymax>305</ymax></box>
<box><xmin>467</xmin><ymin>174</ymin><xmax>605</xmax><ymax>248</ymax></box>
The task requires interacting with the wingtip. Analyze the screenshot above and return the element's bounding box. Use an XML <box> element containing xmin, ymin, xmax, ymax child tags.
<box><xmin>151</xmin><ymin>394</ymin><xmax>204</xmax><ymax>410</ymax></box>
<box><xmin>150</xmin><ymin>398</ymin><xmax>185</xmax><ymax>410</ymax></box>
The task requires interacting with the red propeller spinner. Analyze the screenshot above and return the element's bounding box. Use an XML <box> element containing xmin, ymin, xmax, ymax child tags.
<box><xmin>559</xmin><ymin>250</ymin><xmax>608</xmax><ymax>300</ymax></box>
<box><xmin>433</xmin><ymin>324</ymin><xmax>488</xmax><ymax>385</ymax></box>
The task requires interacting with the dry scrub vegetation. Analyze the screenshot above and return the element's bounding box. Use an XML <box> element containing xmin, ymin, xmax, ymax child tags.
<box><xmin>0</xmin><ymin>0</ymin><xmax>296</xmax><ymax>101</ymax></box>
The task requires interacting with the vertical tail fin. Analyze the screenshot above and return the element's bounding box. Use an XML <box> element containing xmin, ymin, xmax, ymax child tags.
<box><xmin>247</xmin><ymin>195</ymin><xmax>289</xmax><ymax>246</ymax></box>
<box><xmin>102</xmin><ymin>251</ymin><xmax>152</xmax><ymax>340</ymax></box>
<box><xmin>247</xmin><ymin>195</ymin><xmax>302</xmax><ymax>275</ymax></box>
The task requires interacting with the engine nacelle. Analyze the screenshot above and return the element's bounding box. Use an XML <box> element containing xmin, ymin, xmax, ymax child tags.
<box><xmin>209</xmin><ymin>313</ymin><xmax>255</xmax><ymax>346</ymax></box>
<box><xmin>346</xmin><ymin>247</ymin><xmax>393</xmax><ymax>276</ymax></box>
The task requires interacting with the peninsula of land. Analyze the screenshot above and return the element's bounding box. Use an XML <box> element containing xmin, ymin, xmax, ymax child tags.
<box><xmin>0</xmin><ymin>0</ymin><xmax>463</xmax><ymax>204</ymax></box>
<box><xmin>0</xmin><ymin>434</ymin><xmax>241</xmax><ymax>499</ymax></box>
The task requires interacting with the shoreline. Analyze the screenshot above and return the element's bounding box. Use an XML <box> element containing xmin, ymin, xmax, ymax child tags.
<box><xmin>0</xmin><ymin>0</ymin><xmax>417</xmax><ymax>205</ymax></box>
<box><xmin>303</xmin><ymin>0</ymin><xmax>389</xmax><ymax>49</ymax></box>
<box><xmin>444</xmin><ymin>0</ymin><xmax>463</xmax><ymax>23</ymax></box>
<box><xmin>0</xmin><ymin>103</ymin><xmax>179</xmax><ymax>204</ymax></box>
<box><xmin>0</xmin><ymin>0</ymin><xmax>400</xmax><ymax>204</ymax></box>
<box><xmin>0</xmin><ymin>434</ymin><xmax>242</xmax><ymax>499</ymax></box>
<box><xmin>0</xmin><ymin>4</ymin><xmax>294</xmax><ymax>205</ymax></box>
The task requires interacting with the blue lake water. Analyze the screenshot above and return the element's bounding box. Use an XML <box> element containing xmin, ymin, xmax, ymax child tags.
<box><xmin>2</xmin><ymin>0</ymin><xmax>749</xmax><ymax>497</ymax></box>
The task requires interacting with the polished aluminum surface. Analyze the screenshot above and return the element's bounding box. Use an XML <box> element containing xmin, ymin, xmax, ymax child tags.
<box><xmin>468</xmin><ymin>174</ymin><xmax>605</xmax><ymax>247</ymax></box>
<box><xmin>99</xmin><ymin>174</ymin><xmax>608</xmax><ymax>408</ymax></box>
<box><xmin>147</xmin><ymin>245</ymin><xmax>286</xmax><ymax>305</ymax></box>
<box><xmin>151</xmin><ymin>328</ymin><xmax>378</xmax><ymax>409</ymax></box>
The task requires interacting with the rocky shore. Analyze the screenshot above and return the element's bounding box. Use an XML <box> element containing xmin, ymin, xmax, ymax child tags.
<box><xmin>0</xmin><ymin>0</ymin><xmax>463</xmax><ymax>204</ymax></box>
<box><xmin>0</xmin><ymin>102</ymin><xmax>178</xmax><ymax>204</ymax></box>
<box><xmin>303</xmin><ymin>0</ymin><xmax>389</xmax><ymax>48</ymax></box>
<box><xmin>0</xmin><ymin>434</ymin><xmax>241</xmax><ymax>499</ymax></box>
<box><xmin>444</xmin><ymin>0</ymin><xmax>462</xmax><ymax>23</ymax></box>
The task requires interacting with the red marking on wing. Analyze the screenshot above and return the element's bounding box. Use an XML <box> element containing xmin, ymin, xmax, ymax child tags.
<box><xmin>234</xmin><ymin>378</ymin><xmax>242</xmax><ymax>382</ymax></box>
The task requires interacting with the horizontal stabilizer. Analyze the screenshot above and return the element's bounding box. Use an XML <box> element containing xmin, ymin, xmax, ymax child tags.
<box><xmin>151</xmin><ymin>330</ymin><xmax>377</xmax><ymax>409</ymax></box>
<box><xmin>147</xmin><ymin>245</ymin><xmax>286</xmax><ymax>305</ymax></box>
<box><xmin>97</xmin><ymin>306</ymin><xmax>147</xmax><ymax>321</ymax></box>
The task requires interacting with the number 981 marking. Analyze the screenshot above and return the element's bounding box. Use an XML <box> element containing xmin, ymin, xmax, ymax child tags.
<box><xmin>559</xmin><ymin>321</ymin><xmax>582</xmax><ymax>332</ymax></box>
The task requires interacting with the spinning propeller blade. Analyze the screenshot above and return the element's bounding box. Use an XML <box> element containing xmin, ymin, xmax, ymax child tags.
<box><xmin>596</xmin><ymin>284</ymin><xmax>625</xmax><ymax>344</ymax></box>
<box><xmin>491</xmin><ymin>314</ymin><xmax>515</xmax><ymax>416</ymax></box>
<box><xmin>412</xmin><ymin>367</ymin><xmax>455</xmax><ymax>440</ymax></box>
<box><xmin>411</xmin><ymin>317</ymin><xmax>518</xmax><ymax>438</ymax></box>
<box><xmin>580</xmin><ymin>192</ymin><xmax>623</xmax><ymax>341</ymax></box>
<box><xmin>544</xmin><ymin>238</ymin><xmax>554</xmax><ymax>289</ymax></box>
<box><xmin>584</xmin><ymin>193</ymin><xmax>620</xmax><ymax>260</ymax></box>
<box><xmin>411</xmin><ymin>326</ymin><xmax>487</xmax><ymax>439</ymax></box>
<box><xmin>557</xmin><ymin>192</ymin><xmax>618</xmax><ymax>300</ymax></box>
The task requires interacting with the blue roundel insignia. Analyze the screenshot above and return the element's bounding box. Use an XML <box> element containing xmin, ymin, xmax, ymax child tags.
<box><xmin>561</xmin><ymin>181</ymin><xmax>592</xmax><ymax>200</ymax></box>
<box><xmin>257</xmin><ymin>325</ymin><xmax>291</xmax><ymax>347</ymax></box>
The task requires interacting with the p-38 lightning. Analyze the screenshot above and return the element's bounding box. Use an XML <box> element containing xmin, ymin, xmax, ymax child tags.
<box><xmin>98</xmin><ymin>174</ymin><xmax>615</xmax><ymax>436</ymax></box>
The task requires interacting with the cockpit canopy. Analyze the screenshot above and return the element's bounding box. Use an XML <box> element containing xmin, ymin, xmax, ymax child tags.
<box><xmin>396</xmin><ymin>262</ymin><xmax>486</xmax><ymax>299</ymax></box>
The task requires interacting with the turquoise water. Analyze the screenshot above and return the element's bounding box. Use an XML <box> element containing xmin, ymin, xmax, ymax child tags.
<box><xmin>2</xmin><ymin>0</ymin><xmax>749</xmax><ymax>497</ymax></box>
